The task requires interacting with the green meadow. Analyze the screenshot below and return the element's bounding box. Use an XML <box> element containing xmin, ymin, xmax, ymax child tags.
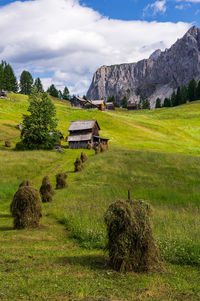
<box><xmin>0</xmin><ymin>94</ymin><xmax>200</xmax><ymax>300</ymax></box>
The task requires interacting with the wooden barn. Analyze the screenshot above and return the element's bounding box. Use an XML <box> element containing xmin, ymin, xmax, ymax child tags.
<box><xmin>127</xmin><ymin>103</ymin><xmax>137</xmax><ymax>110</ymax></box>
<box><xmin>106</xmin><ymin>102</ymin><xmax>115</xmax><ymax>110</ymax></box>
<box><xmin>70</xmin><ymin>96</ymin><xmax>105</xmax><ymax>111</ymax></box>
<box><xmin>68</xmin><ymin>120</ymin><xmax>109</xmax><ymax>149</ymax></box>
<box><xmin>70</xmin><ymin>96</ymin><xmax>87</xmax><ymax>108</ymax></box>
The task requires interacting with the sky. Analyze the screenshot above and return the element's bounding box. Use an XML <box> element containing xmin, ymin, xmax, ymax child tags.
<box><xmin>0</xmin><ymin>0</ymin><xmax>199</xmax><ymax>95</ymax></box>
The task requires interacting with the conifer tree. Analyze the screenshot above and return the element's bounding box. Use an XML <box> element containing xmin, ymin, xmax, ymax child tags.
<box><xmin>155</xmin><ymin>98</ymin><xmax>161</xmax><ymax>108</ymax></box>
<box><xmin>63</xmin><ymin>86</ymin><xmax>70</xmax><ymax>100</ymax></box>
<box><xmin>3</xmin><ymin>63</ymin><xmax>18</xmax><ymax>92</ymax></box>
<box><xmin>196</xmin><ymin>81</ymin><xmax>200</xmax><ymax>100</ymax></box>
<box><xmin>163</xmin><ymin>98</ymin><xmax>171</xmax><ymax>107</ymax></box>
<box><xmin>20</xmin><ymin>70</ymin><xmax>33</xmax><ymax>95</ymax></box>
<box><xmin>171</xmin><ymin>91</ymin><xmax>177</xmax><ymax>107</ymax></box>
<box><xmin>47</xmin><ymin>84</ymin><xmax>59</xmax><ymax>98</ymax></box>
<box><xmin>176</xmin><ymin>87</ymin><xmax>182</xmax><ymax>106</ymax></box>
<box><xmin>188</xmin><ymin>78</ymin><xmax>197</xmax><ymax>102</ymax></box>
<box><xmin>34</xmin><ymin>77</ymin><xmax>43</xmax><ymax>93</ymax></box>
<box><xmin>0</xmin><ymin>64</ymin><xmax>4</xmax><ymax>91</ymax></box>
<box><xmin>180</xmin><ymin>85</ymin><xmax>188</xmax><ymax>104</ymax></box>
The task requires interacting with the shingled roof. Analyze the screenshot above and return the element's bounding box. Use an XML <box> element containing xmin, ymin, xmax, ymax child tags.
<box><xmin>68</xmin><ymin>120</ymin><xmax>100</xmax><ymax>131</ymax></box>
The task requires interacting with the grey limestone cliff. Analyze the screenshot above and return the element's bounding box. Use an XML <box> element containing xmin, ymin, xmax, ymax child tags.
<box><xmin>86</xmin><ymin>26</ymin><xmax>200</xmax><ymax>108</ymax></box>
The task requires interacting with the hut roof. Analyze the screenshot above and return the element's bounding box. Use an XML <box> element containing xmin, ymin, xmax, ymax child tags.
<box><xmin>89</xmin><ymin>100</ymin><xmax>104</xmax><ymax>105</ymax></box>
<box><xmin>68</xmin><ymin>133</ymin><xmax>92</xmax><ymax>142</ymax></box>
<box><xmin>72</xmin><ymin>96</ymin><xmax>86</xmax><ymax>103</ymax></box>
<box><xmin>68</xmin><ymin>120</ymin><xmax>100</xmax><ymax>131</ymax></box>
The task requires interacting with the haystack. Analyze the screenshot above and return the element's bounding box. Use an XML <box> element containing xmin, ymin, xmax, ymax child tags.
<box><xmin>80</xmin><ymin>152</ymin><xmax>88</xmax><ymax>163</ymax></box>
<box><xmin>19</xmin><ymin>180</ymin><xmax>32</xmax><ymax>188</ymax></box>
<box><xmin>5</xmin><ymin>140</ymin><xmax>11</xmax><ymax>148</ymax></box>
<box><xmin>99</xmin><ymin>143</ymin><xmax>106</xmax><ymax>152</ymax></box>
<box><xmin>40</xmin><ymin>176</ymin><xmax>55</xmax><ymax>202</ymax></box>
<box><xmin>56</xmin><ymin>172</ymin><xmax>68</xmax><ymax>189</ymax></box>
<box><xmin>10</xmin><ymin>186</ymin><xmax>42</xmax><ymax>229</ymax></box>
<box><xmin>87</xmin><ymin>142</ymin><xmax>92</xmax><ymax>150</ymax></box>
<box><xmin>74</xmin><ymin>158</ymin><xmax>83</xmax><ymax>172</ymax></box>
<box><xmin>94</xmin><ymin>145</ymin><xmax>100</xmax><ymax>155</ymax></box>
<box><xmin>105</xmin><ymin>199</ymin><xmax>162</xmax><ymax>272</ymax></box>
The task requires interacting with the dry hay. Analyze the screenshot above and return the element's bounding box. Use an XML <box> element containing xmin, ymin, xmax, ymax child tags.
<box><xmin>10</xmin><ymin>186</ymin><xmax>42</xmax><ymax>229</ymax></box>
<box><xmin>5</xmin><ymin>140</ymin><xmax>11</xmax><ymax>147</ymax></box>
<box><xmin>94</xmin><ymin>145</ymin><xmax>101</xmax><ymax>155</ymax></box>
<box><xmin>99</xmin><ymin>143</ymin><xmax>106</xmax><ymax>152</ymax></box>
<box><xmin>40</xmin><ymin>176</ymin><xmax>55</xmax><ymax>203</ymax></box>
<box><xmin>105</xmin><ymin>199</ymin><xmax>162</xmax><ymax>273</ymax></box>
<box><xmin>87</xmin><ymin>142</ymin><xmax>92</xmax><ymax>150</ymax></box>
<box><xmin>80</xmin><ymin>152</ymin><xmax>88</xmax><ymax>163</ymax></box>
<box><xmin>74</xmin><ymin>158</ymin><xmax>84</xmax><ymax>172</ymax></box>
<box><xmin>19</xmin><ymin>180</ymin><xmax>32</xmax><ymax>188</ymax></box>
<box><xmin>56</xmin><ymin>172</ymin><xmax>68</xmax><ymax>189</ymax></box>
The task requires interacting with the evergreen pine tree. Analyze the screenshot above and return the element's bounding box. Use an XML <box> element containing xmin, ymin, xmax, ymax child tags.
<box><xmin>63</xmin><ymin>86</ymin><xmax>70</xmax><ymax>100</ymax></box>
<box><xmin>0</xmin><ymin>64</ymin><xmax>4</xmax><ymax>91</ymax></box>
<box><xmin>34</xmin><ymin>77</ymin><xmax>43</xmax><ymax>93</ymax></box>
<box><xmin>17</xmin><ymin>87</ymin><xmax>59</xmax><ymax>150</ymax></box>
<box><xmin>163</xmin><ymin>98</ymin><xmax>171</xmax><ymax>107</ymax></box>
<box><xmin>20</xmin><ymin>70</ymin><xmax>33</xmax><ymax>95</ymax></box>
<box><xmin>47</xmin><ymin>84</ymin><xmax>59</xmax><ymax>98</ymax></box>
<box><xmin>3</xmin><ymin>63</ymin><xmax>18</xmax><ymax>92</ymax></box>
<box><xmin>180</xmin><ymin>85</ymin><xmax>188</xmax><ymax>104</ymax></box>
<box><xmin>155</xmin><ymin>98</ymin><xmax>161</xmax><ymax>108</ymax></box>
<box><xmin>188</xmin><ymin>78</ymin><xmax>197</xmax><ymax>102</ymax></box>
<box><xmin>171</xmin><ymin>91</ymin><xmax>177</xmax><ymax>107</ymax></box>
<box><xmin>122</xmin><ymin>96</ymin><xmax>128</xmax><ymax>108</ymax></box>
<box><xmin>176</xmin><ymin>87</ymin><xmax>182</xmax><ymax>106</ymax></box>
<box><xmin>196</xmin><ymin>81</ymin><xmax>200</xmax><ymax>100</ymax></box>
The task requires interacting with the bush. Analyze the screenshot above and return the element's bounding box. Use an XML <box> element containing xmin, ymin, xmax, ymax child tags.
<box><xmin>10</xmin><ymin>185</ymin><xmax>42</xmax><ymax>229</ymax></box>
<box><xmin>80</xmin><ymin>152</ymin><xmax>88</xmax><ymax>163</ymax></box>
<box><xmin>74</xmin><ymin>158</ymin><xmax>84</xmax><ymax>172</ymax></box>
<box><xmin>105</xmin><ymin>199</ymin><xmax>162</xmax><ymax>272</ymax></box>
<box><xmin>40</xmin><ymin>176</ymin><xmax>55</xmax><ymax>203</ymax></box>
<box><xmin>56</xmin><ymin>173</ymin><xmax>68</xmax><ymax>189</ymax></box>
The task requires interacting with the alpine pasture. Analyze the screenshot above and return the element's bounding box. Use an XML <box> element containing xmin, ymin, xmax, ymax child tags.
<box><xmin>0</xmin><ymin>94</ymin><xmax>199</xmax><ymax>300</ymax></box>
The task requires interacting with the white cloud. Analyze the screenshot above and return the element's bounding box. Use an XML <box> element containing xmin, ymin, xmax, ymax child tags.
<box><xmin>0</xmin><ymin>0</ymin><xmax>191</xmax><ymax>95</ymax></box>
<box><xmin>143</xmin><ymin>1</ymin><xmax>167</xmax><ymax>16</ymax></box>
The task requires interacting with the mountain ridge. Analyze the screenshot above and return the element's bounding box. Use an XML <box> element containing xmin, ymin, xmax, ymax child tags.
<box><xmin>86</xmin><ymin>26</ymin><xmax>200</xmax><ymax>108</ymax></box>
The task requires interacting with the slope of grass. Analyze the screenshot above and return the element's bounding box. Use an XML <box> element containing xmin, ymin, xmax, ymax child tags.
<box><xmin>0</xmin><ymin>94</ymin><xmax>200</xmax><ymax>300</ymax></box>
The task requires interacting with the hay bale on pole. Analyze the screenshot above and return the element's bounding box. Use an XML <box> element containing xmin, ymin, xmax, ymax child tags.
<box><xmin>5</xmin><ymin>140</ymin><xmax>11</xmax><ymax>148</ymax></box>
<box><xmin>10</xmin><ymin>186</ymin><xmax>42</xmax><ymax>229</ymax></box>
<box><xmin>19</xmin><ymin>180</ymin><xmax>32</xmax><ymax>188</ymax></box>
<box><xmin>56</xmin><ymin>172</ymin><xmax>68</xmax><ymax>189</ymax></box>
<box><xmin>74</xmin><ymin>158</ymin><xmax>84</xmax><ymax>172</ymax></box>
<box><xmin>94</xmin><ymin>145</ymin><xmax>100</xmax><ymax>155</ymax></box>
<box><xmin>80</xmin><ymin>152</ymin><xmax>88</xmax><ymax>163</ymax></box>
<box><xmin>105</xmin><ymin>198</ymin><xmax>162</xmax><ymax>272</ymax></box>
<box><xmin>40</xmin><ymin>176</ymin><xmax>55</xmax><ymax>203</ymax></box>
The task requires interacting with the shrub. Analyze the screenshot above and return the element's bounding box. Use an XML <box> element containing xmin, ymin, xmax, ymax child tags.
<box><xmin>10</xmin><ymin>185</ymin><xmax>42</xmax><ymax>229</ymax></box>
<box><xmin>105</xmin><ymin>199</ymin><xmax>162</xmax><ymax>272</ymax></box>
<box><xmin>56</xmin><ymin>173</ymin><xmax>68</xmax><ymax>189</ymax></box>
<box><xmin>5</xmin><ymin>140</ymin><xmax>11</xmax><ymax>147</ymax></box>
<box><xmin>40</xmin><ymin>176</ymin><xmax>55</xmax><ymax>203</ymax></box>
<box><xmin>74</xmin><ymin>158</ymin><xmax>84</xmax><ymax>172</ymax></box>
<box><xmin>80</xmin><ymin>152</ymin><xmax>88</xmax><ymax>163</ymax></box>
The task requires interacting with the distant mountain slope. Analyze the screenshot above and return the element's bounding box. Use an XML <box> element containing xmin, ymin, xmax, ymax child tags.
<box><xmin>86</xmin><ymin>26</ymin><xmax>200</xmax><ymax>108</ymax></box>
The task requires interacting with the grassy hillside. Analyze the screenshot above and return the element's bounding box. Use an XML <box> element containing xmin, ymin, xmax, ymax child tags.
<box><xmin>0</xmin><ymin>94</ymin><xmax>200</xmax><ymax>300</ymax></box>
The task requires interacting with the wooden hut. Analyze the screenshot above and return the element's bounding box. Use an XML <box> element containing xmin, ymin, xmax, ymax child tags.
<box><xmin>106</xmin><ymin>102</ymin><xmax>115</xmax><ymax>110</ymax></box>
<box><xmin>68</xmin><ymin>120</ymin><xmax>109</xmax><ymax>149</ymax></box>
<box><xmin>127</xmin><ymin>103</ymin><xmax>137</xmax><ymax>110</ymax></box>
<box><xmin>70</xmin><ymin>96</ymin><xmax>87</xmax><ymax>108</ymax></box>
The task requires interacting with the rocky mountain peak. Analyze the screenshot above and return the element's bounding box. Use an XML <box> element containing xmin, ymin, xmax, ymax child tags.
<box><xmin>86</xmin><ymin>26</ymin><xmax>200</xmax><ymax>108</ymax></box>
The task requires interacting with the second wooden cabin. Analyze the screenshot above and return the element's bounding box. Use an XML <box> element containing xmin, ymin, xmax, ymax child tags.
<box><xmin>68</xmin><ymin>120</ymin><xmax>109</xmax><ymax>149</ymax></box>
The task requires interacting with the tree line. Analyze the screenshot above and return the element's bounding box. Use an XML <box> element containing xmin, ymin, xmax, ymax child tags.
<box><xmin>155</xmin><ymin>78</ymin><xmax>200</xmax><ymax>108</ymax></box>
<box><xmin>0</xmin><ymin>60</ymin><xmax>70</xmax><ymax>100</ymax></box>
